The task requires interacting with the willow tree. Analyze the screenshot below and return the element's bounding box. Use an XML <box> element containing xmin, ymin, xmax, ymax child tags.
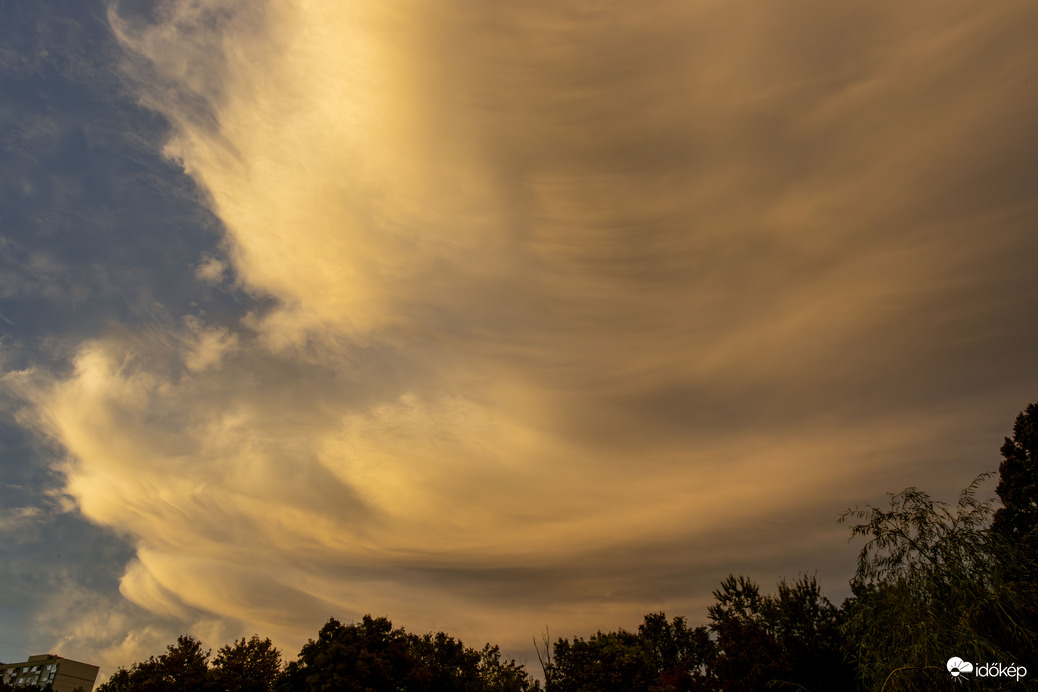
<box><xmin>840</xmin><ymin>472</ymin><xmax>1036</xmax><ymax>691</ymax></box>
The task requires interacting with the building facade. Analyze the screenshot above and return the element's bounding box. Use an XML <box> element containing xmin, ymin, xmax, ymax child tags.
<box><xmin>0</xmin><ymin>654</ymin><xmax>99</xmax><ymax>692</ymax></box>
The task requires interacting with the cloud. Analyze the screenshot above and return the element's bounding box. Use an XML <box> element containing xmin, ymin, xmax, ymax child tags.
<box><xmin>7</xmin><ymin>0</ymin><xmax>1038</xmax><ymax>666</ymax></box>
<box><xmin>0</xmin><ymin>506</ymin><xmax>43</xmax><ymax>533</ymax></box>
<box><xmin>181</xmin><ymin>316</ymin><xmax>238</xmax><ymax>372</ymax></box>
<box><xmin>193</xmin><ymin>256</ymin><xmax>226</xmax><ymax>285</ymax></box>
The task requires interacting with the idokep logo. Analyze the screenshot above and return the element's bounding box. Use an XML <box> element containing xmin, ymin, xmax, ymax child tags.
<box><xmin>947</xmin><ymin>656</ymin><xmax>1028</xmax><ymax>682</ymax></box>
<box><xmin>947</xmin><ymin>657</ymin><xmax>973</xmax><ymax>678</ymax></box>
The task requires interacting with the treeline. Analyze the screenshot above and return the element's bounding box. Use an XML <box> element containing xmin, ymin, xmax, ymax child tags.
<box><xmin>90</xmin><ymin>403</ymin><xmax>1037</xmax><ymax>692</ymax></box>
<box><xmin>94</xmin><ymin>622</ymin><xmax>537</xmax><ymax>692</ymax></box>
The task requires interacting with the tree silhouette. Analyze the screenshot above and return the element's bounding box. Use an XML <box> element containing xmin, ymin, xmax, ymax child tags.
<box><xmin>474</xmin><ymin>643</ymin><xmax>541</xmax><ymax>692</ymax></box>
<box><xmin>637</xmin><ymin>612</ymin><xmax>711</xmax><ymax>691</ymax></box>
<box><xmin>277</xmin><ymin>616</ymin><xmax>414</xmax><ymax>692</ymax></box>
<box><xmin>840</xmin><ymin>473</ymin><xmax>1036</xmax><ymax>691</ymax></box>
<box><xmin>707</xmin><ymin>576</ymin><xmax>764</xmax><ymax>630</ymax></box>
<box><xmin>276</xmin><ymin>615</ymin><xmax>540</xmax><ymax>692</ymax></box>
<box><xmin>708</xmin><ymin>616</ymin><xmax>790</xmax><ymax>692</ymax></box>
<box><xmin>760</xmin><ymin>575</ymin><xmax>853</xmax><ymax>691</ymax></box>
<box><xmin>97</xmin><ymin>635</ymin><xmax>211</xmax><ymax>692</ymax></box>
<box><xmin>705</xmin><ymin>574</ymin><xmax>851</xmax><ymax>691</ymax></box>
<box><xmin>546</xmin><ymin>628</ymin><xmax>659</xmax><ymax>692</ymax></box>
<box><xmin>993</xmin><ymin>402</ymin><xmax>1038</xmax><ymax>575</ymax></box>
<box><xmin>212</xmin><ymin>635</ymin><xmax>282</xmax><ymax>692</ymax></box>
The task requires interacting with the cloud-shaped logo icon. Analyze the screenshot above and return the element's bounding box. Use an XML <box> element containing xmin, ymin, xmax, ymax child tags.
<box><xmin>947</xmin><ymin>657</ymin><xmax>974</xmax><ymax>677</ymax></box>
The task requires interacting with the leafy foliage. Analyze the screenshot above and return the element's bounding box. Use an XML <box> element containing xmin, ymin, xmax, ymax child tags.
<box><xmin>277</xmin><ymin>615</ymin><xmax>414</xmax><ymax>692</ymax></box>
<box><xmin>993</xmin><ymin>402</ymin><xmax>1038</xmax><ymax>610</ymax></box>
<box><xmin>212</xmin><ymin>635</ymin><xmax>282</xmax><ymax>692</ymax></box>
<box><xmin>545</xmin><ymin>628</ymin><xmax>659</xmax><ymax>692</ymax></box>
<box><xmin>993</xmin><ymin>402</ymin><xmax>1038</xmax><ymax>551</ymax></box>
<box><xmin>708</xmin><ymin>616</ymin><xmax>790</xmax><ymax>692</ymax></box>
<box><xmin>98</xmin><ymin>619</ymin><xmax>538</xmax><ymax>692</ymax></box>
<box><xmin>707</xmin><ymin>576</ymin><xmax>764</xmax><ymax>630</ymax></box>
<box><xmin>277</xmin><ymin>615</ymin><xmax>540</xmax><ymax>692</ymax></box>
<box><xmin>702</xmin><ymin>574</ymin><xmax>852</xmax><ymax>692</ymax></box>
<box><xmin>475</xmin><ymin>644</ymin><xmax>541</xmax><ymax>692</ymax></box>
<box><xmin>840</xmin><ymin>471</ymin><xmax>1037</xmax><ymax>690</ymax></box>
<box><xmin>98</xmin><ymin>635</ymin><xmax>212</xmax><ymax>692</ymax></box>
<box><xmin>637</xmin><ymin>613</ymin><xmax>712</xmax><ymax>691</ymax></box>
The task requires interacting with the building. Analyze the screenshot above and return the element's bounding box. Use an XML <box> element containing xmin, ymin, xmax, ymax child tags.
<box><xmin>0</xmin><ymin>654</ymin><xmax>99</xmax><ymax>692</ymax></box>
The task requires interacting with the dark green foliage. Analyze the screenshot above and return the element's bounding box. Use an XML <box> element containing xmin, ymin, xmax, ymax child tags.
<box><xmin>97</xmin><ymin>668</ymin><xmax>133</xmax><ymax>692</ymax></box>
<box><xmin>541</xmin><ymin>576</ymin><xmax>848</xmax><ymax>692</ymax></box>
<box><xmin>707</xmin><ymin>576</ymin><xmax>764</xmax><ymax>629</ymax></box>
<box><xmin>212</xmin><ymin>635</ymin><xmax>282</xmax><ymax>692</ymax></box>
<box><xmin>993</xmin><ymin>402</ymin><xmax>1038</xmax><ymax>608</ymax></box>
<box><xmin>277</xmin><ymin>616</ymin><xmax>415</xmax><ymax>692</ymax></box>
<box><xmin>761</xmin><ymin>575</ymin><xmax>853</xmax><ymax>691</ymax></box>
<box><xmin>708</xmin><ymin>616</ymin><xmax>790</xmax><ymax>692</ymax></box>
<box><xmin>474</xmin><ymin>644</ymin><xmax>542</xmax><ymax>692</ymax></box>
<box><xmin>96</xmin><ymin>617</ymin><xmax>538</xmax><ymax>692</ymax></box>
<box><xmin>703</xmin><ymin>574</ymin><xmax>853</xmax><ymax>692</ymax></box>
<box><xmin>540</xmin><ymin>612</ymin><xmax>712</xmax><ymax>692</ymax></box>
<box><xmin>97</xmin><ymin>635</ymin><xmax>212</xmax><ymax>692</ymax></box>
<box><xmin>407</xmin><ymin>634</ymin><xmax>538</xmax><ymax>692</ymax></box>
<box><xmin>157</xmin><ymin>635</ymin><xmax>212</xmax><ymax>692</ymax></box>
<box><xmin>637</xmin><ymin>613</ymin><xmax>712</xmax><ymax>691</ymax></box>
<box><xmin>545</xmin><ymin>628</ymin><xmax>659</xmax><ymax>692</ymax></box>
<box><xmin>277</xmin><ymin>615</ymin><xmax>540</xmax><ymax>692</ymax></box>
<box><xmin>407</xmin><ymin>630</ymin><xmax>481</xmax><ymax>692</ymax></box>
<box><xmin>993</xmin><ymin>402</ymin><xmax>1038</xmax><ymax>551</ymax></box>
<box><xmin>840</xmin><ymin>473</ymin><xmax>1037</xmax><ymax>691</ymax></box>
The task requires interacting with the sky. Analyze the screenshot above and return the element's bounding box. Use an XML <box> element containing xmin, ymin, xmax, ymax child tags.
<box><xmin>2</xmin><ymin>0</ymin><xmax>1038</xmax><ymax>680</ymax></box>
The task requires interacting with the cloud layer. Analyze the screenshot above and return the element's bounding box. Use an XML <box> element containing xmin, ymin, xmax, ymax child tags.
<box><xmin>7</xmin><ymin>0</ymin><xmax>1038</xmax><ymax>669</ymax></box>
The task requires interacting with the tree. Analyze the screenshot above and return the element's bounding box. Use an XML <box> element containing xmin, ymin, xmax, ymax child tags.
<box><xmin>407</xmin><ymin>634</ymin><xmax>539</xmax><ymax>692</ymax></box>
<box><xmin>637</xmin><ymin>612</ymin><xmax>712</xmax><ymax>691</ymax></box>
<box><xmin>407</xmin><ymin>630</ymin><xmax>481</xmax><ymax>692</ymax></box>
<box><xmin>708</xmin><ymin>616</ymin><xmax>790</xmax><ymax>692</ymax></box>
<box><xmin>212</xmin><ymin>635</ymin><xmax>282</xmax><ymax>692</ymax></box>
<box><xmin>475</xmin><ymin>643</ymin><xmax>541</xmax><ymax>692</ymax></box>
<box><xmin>703</xmin><ymin>574</ymin><xmax>852</xmax><ymax>692</ymax></box>
<box><xmin>992</xmin><ymin>401</ymin><xmax>1038</xmax><ymax>569</ymax></box>
<box><xmin>539</xmin><ymin>614</ymin><xmax>711</xmax><ymax>692</ymax></box>
<box><xmin>706</xmin><ymin>576</ymin><xmax>764</xmax><ymax>629</ymax></box>
<box><xmin>97</xmin><ymin>635</ymin><xmax>212</xmax><ymax>692</ymax></box>
<box><xmin>277</xmin><ymin>616</ymin><xmax>415</xmax><ymax>692</ymax></box>
<box><xmin>760</xmin><ymin>575</ymin><xmax>853</xmax><ymax>692</ymax></box>
<box><xmin>158</xmin><ymin>635</ymin><xmax>211</xmax><ymax>692</ymax></box>
<box><xmin>840</xmin><ymin>474</ymin><xmax>1036</xmax><ymax>691</ymax></box>
<box><xmin>96</xmin><ymin>668</ymin><xmax>133</xmax><ymax>692</ymax></box>
<box><xmin>277</xmin><ymin>615</ymin><xmax>540</xmax><ymax>692</ymax></box>
<box><xmin>545</xmin><ymin>628</ymin><xmax>659</xmax><ymax>692</ymax></box>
